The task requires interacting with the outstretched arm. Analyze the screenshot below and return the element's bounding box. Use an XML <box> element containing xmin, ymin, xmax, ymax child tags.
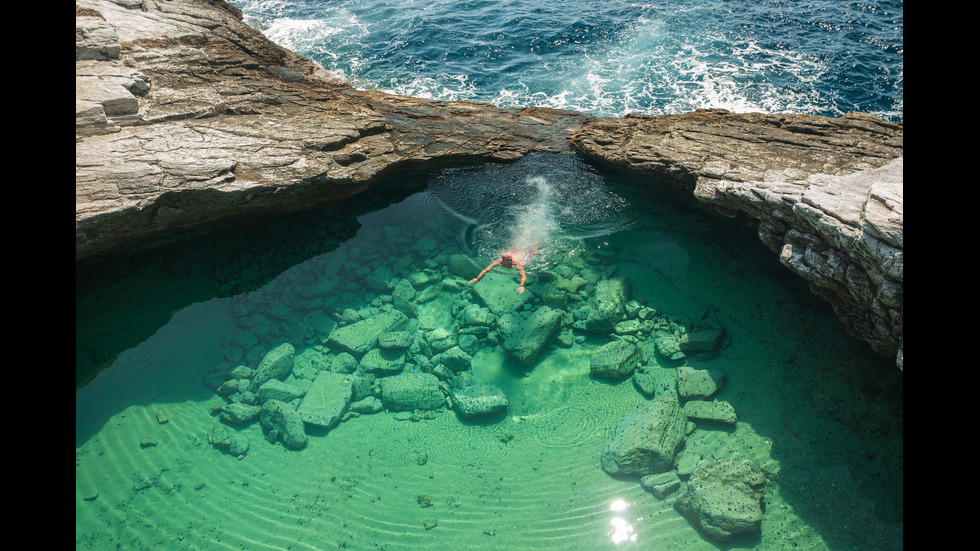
<box><xmin>514</xmin><ymin>258</ymin><xmax>527</xmax><ymax>293</ymax></box>
<box><xmin>470</xmin><ymin>259</ymin><xmax>501</xmax><ymax>285</ymax></box>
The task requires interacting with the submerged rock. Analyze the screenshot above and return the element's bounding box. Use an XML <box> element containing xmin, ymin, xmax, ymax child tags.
<box><xmin>673</xmin><ymin>460</ymin><xmax>767</xmax><ymax>541</ymax></box>
<box><xmin>260</xmin><ymin>399</ymin><xmax>308</xmax><ymax>449</ymax></box>
<box><xmin>253</xmin><ymin>343</ymin><xmax>295</xmax><ymax>386</ymax></box>
<box><xmin>450</xmin><ymin>384</ymin><xmax>509</xmax><ymax>417</ymax></box>
<box><xmin>653</xmin><ymin>334</ymin><xmax>685</xmax><ymax>361</ymax></box>
<box><xmin>379</xmin><ymin>372</ymin><xmax>445</xmax><ymax>411</ymax></box>
<box><xmin>678</xmin><ymin>329</ymin><xmax>724</xmax><ymax>354</ymax></box>
<box><xmin>257</xmin><ymin>379</ymin><xmax>305</xmax><ymax>403</ymax></box>
<box><xmin>640</xmin><ymin>471</ymin><xmax>682</xmax><ymax>499</ymax></box>
<box><xmin>677</xmin><ymin>367</ymin><xmax>725</xmax><ymax>400</ymax></box>
<box><xmin>600</xmin><ymin>391</ymin><xmax>687</xmax><ymax>475</ymax></box>
<box><xmin>297</xmin><ymin>371</ymin><xmax>354</xmax><ymax>429</ymax></box>
<box><xmin>590</xmin><ymin>340</ymin><xmax>642</xmax><ymax>379</ymax></box>
<box><xmin>471</xmin><ymin>271</ymin><xmax>533</xmax><ymax>314</ymax></box>
<box><xmin>228</xmin><ymin>434</ymin><xmax>249</xmax><ymax>456</ymax></box>
<box><xmin>358</xmin><ymin>347</ymin><xmax>407</xmax><ymax>374</ymax></box>
<box><xmin>584</xmin><ymin>279</ymin><xmax>629</xmax><ymax>333</ymax></box>
<box><xmin>327</xmin><ymin>310</ymin><xmax>408</xmax><ymax>356</ymax></box>
<box><xmin>683</xmin><ymin>400</ymin><xmax>737</xmax><ymax>425</ymax></box>
<box><xmin>219</xmin><ymin>403</ymin><xmax>262</xmax><ymax>425</ymax></box>
<box><xmin>433</xmin><ymin>346</ymin><xmax>473</xmax><ymax>372</ymax></box>
<box><xmin>502</xmin><ymin>306</ymin><xmax>564</xmax><ymax>366</ymax></box>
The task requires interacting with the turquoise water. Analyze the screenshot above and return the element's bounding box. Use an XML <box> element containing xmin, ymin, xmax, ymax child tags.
<box><xmin>76</xmin><ymin>154</ymin><xmax>902</xmax><ymax>549</ymax></box>
<box><xmin>235</xmin><ymin>0</ymin><xmax>903</xmax><ymax>121</ymax></box>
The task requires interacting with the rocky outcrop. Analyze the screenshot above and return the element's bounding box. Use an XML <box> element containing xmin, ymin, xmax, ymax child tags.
<box><xmin>570</xmin><ymin>111</ymin><xmax>903</xmax><ymax>366</ymax></box>
<box><xmin>76</xmin><ymin>0</ymin><xmax>903</xmax><ymax>367</ymax></box>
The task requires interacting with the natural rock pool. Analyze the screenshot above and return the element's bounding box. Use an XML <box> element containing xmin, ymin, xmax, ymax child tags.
<box><xmin>75</xmin><ymin>154</ymin><xmax>902</xmax><ymax>550</ymax></box>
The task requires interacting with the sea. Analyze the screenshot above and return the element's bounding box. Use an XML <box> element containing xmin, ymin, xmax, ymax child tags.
<box><xmin>75</xmin><ymin>1</ymin><xmax>903</xmax><ymax>550</ymax></box>
<box><xmin>236</xmin><ymin>0</ymin><xmax>902</xmax><ymax>121</ymax></box>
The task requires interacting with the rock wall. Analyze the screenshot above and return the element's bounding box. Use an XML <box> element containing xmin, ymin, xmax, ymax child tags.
<box><xmin>76</xmin><ymin>0</ymin><xmax>903</xmax><ymax>367</ymax></box>
<box><xmin>569</xmin><ymin>112</ymin><xmax>903</xmax><ymax>366</ymax></box>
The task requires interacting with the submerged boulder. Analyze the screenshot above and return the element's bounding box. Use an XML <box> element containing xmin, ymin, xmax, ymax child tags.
<box><xmin>673</xmin><ymin>460</ymin><xmax>767</xmax><ymax>541</ymax></box>
<box><xmin>297</xmin><ymin>371</ymin><xmax>354</xmax><ymax>429</ymax></box>
<box><xmin>590</xmin><ymin>340</ymin><xmax>643</xmax><ymax>379</ymax></box>
<box><xmin>502</xmin><ymin>306</ymin><xmax>564</xmax><ymax>366</ymax></box>
<box><xmin>379</xmin><ymin>371</ymin><xmax>445</xmax><ymax>411</ymax></box>
<box><xmin>358</xmin><ymin>347</ymin><xmax>407</xmax><ymax>374</ymax></box>
<box><xmin>677</xmin><ymin>366</ymin><xmax>725</xmax><ymax>400</ymax></box>
<box><xmin>252</xmin><ymin>343</ymin><xmax>295</xmax><ymax>386</ymax></box>
<box><xmin>584</xmin><ymin>278</ymin><xmax>629</xmax><ymax>332</ymax></box>
<box><xmin>683</xmin><ymin>400</ymin><xmax>737</xmax><ymax>425</ymax></box>
<box><xmin>600</xmin><ymin>391</ymin><xmax>687</xmax><ymax>475</ymax></box>
<box><xmin>450</xmin><ymin>384</ymin><xmax>509</xmax><ymax>417</ymax></box>
<box><xmin>327</xmin><ymin>310</ymin><xmax>408</xmax><ymax>356</ymax></box>
<box><xmin>260</xmin><ymin>399</ymin><xmax>308</xmax><ymax>449</ymax></box>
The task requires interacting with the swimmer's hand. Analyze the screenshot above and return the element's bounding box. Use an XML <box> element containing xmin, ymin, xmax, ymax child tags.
<box><xmin>517</xmin><ymin>285</ymin><xmax>525</xmax><ymax>294</ymax></box>
<box><xmin>469</xmin><ymin>278</ymin><xmax>478</xmax><ymax>285</ymax></box>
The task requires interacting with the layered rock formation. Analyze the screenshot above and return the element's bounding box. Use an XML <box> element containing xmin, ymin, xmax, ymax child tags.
<box><xmin>569</xmin><ymin>112</ymin><xmax>903</xmax><ymax>365</ymax></box>
<box><xmin>76</xmin><ymin>0</ymin><xmax>903</xmax><ymax>366</ymax></box>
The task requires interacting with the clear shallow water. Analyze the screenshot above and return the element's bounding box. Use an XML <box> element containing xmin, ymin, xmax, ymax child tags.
<box><xmin>76</xmin><ymin>154</ymin><xmax>902</xmax><ymax>550</ymax></box>
<box><xmin>234</xmin><ymin>0</ymin><xmax>903</xmax><ymax>120</ymax></box>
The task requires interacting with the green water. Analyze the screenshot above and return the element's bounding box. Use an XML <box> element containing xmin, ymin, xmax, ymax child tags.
<box><xmin>75</xmin><ymin>154</ymin><xmax>902</xmax><ymax>550</ymax></box>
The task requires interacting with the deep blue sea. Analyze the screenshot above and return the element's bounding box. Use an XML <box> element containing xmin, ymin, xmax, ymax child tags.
<box><xmin>236</xmin><ymin>0</ymin><xmax>902</xmax><ymax>120</ymax></box>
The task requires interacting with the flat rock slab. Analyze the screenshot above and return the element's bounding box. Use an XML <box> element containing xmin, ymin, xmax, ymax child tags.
<box><xmin>591</xmin><ymin>340</ymin><xmax>643</xmax><ymax>379</ymax></box>
<box><xmin>502</xmin><ymin>306</ymin><xmax>564</xmax><ymax>366</ymax></box>
<box><xmin>677</xmin><ymin>366</ymin><xmax>725</xmax><ymax>400</ymax></box>
<box><xmin>683</xmin><ymin>400</ymin><xmax>737</xmax><ymax>425</ymax></box>
<box><xmin>297</xmin><ymin>371</ymin><xmax>354</xmax><ymax>429</ymax></box>
<box><xmin>471</xmin><ymin>271</ymin><xmax>533</xmax><ymax>314</ymax></box>
<box><xmin>326</xmin><ymin>311</ymin><xmax>408</xmax><ymax>356</ymax></box>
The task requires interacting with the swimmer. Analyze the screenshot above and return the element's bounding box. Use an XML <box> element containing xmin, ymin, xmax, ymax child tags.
<box><xmin>470</xmin><ymin>251</ymin><xmax>527</xmax><ymax>294</ymax></box>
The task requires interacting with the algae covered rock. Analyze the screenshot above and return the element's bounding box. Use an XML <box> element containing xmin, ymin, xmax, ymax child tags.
<box><xmin>433</xmin><ymin>346</ymin><xmax>473</xmax><ymax>372</ymax></box>
<box><xmin>673</xmin><ymin>460</ymin><xmax>767</xmax><ymax>541</ymax></box>
<box><xmin>653</xmin><ymin>334</ymin><xmax>685</xmax><ymax>361</ymax></box>
<box><xmin>358</xmin><ymin>347</ymin><xmax>407</xmax><ymax>374</ymax></box>
<box><xmin>683</xmin><ymin>400</ymin><xmax>737</xmax><ymax>425</ymax></box>
<box><xmin>600</xmin><ymin>391</ymin><xmax>687</xmax><ymax>475</ymax></box>
<box><xmin>590</xmin><ymin>340</ymin><xmax>642</xmax><ymax>379</ymax></box>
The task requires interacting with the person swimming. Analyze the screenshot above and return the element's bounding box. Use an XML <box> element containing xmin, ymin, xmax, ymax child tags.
<box><xmin>469</xmin><ymin>251</ymin><xmax>529</xmax><ymax>294</ymax></box>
